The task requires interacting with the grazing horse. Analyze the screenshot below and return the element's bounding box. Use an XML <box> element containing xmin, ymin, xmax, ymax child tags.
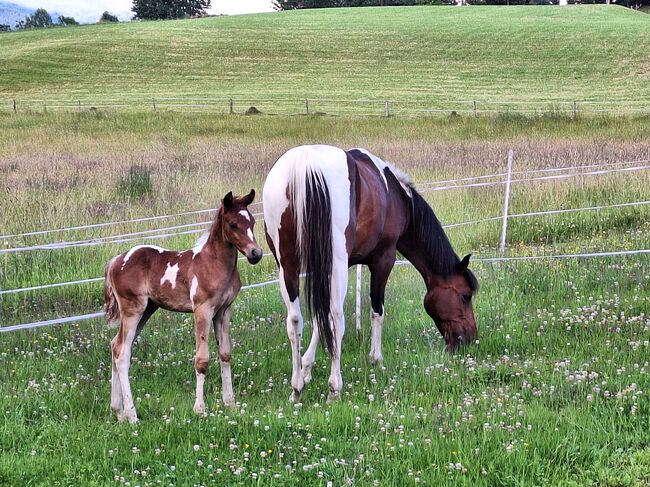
<box><xmin>263</xmin><ymin>145</ymin><xmax>478</xmax><ymax>402</ymax></box>
<box><xmin>104</xmin><ymin>190</ymin><xmax>262</xmax><ymax>423</ymax></box>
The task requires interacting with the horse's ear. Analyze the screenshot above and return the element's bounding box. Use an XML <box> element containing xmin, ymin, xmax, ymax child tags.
<box><xmin>458</xmin><ymin>253</ymin><xmax>471</xmax><ymax>271</ymax></box>
<box><xmin>223</xmin><ymin>191</ymin><xmax>234</xmax><ymax>210</ymax></box>
<box><xmin>241</xmin><ymin>189</ymin><xmax>255</xmax><ymax>206</ymax></box>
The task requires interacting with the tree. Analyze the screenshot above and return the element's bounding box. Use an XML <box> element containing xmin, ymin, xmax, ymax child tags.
<box><xmin>18</xmin><ymin>8</ymin><xmax>53</xmax><ymax>29</ymax></box>
<box><xmin>0</xmin><ymin>24</ymin><xmax>10</xmax><ymax>32</ymax></box>
<box><xmin>99</xmin><ymin>11</ymin><xmax>119</xmax><ymax>23</ymax></box>
<box><xmin>58</xmin><ymin>15</ymin><xmax>79</xmax><ymax>26</ymax></box>
<box><xmin>132</xmin><ymin>0</ymin><xmax>211</xmax><ymax>20</ymax></box>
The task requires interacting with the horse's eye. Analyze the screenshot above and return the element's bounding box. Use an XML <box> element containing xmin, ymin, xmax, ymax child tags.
<box><xmin>462</xmin><ymin>294</ymin><xmax>472</xmax><ymax>304</ymax></box>
<box><xmin>229</xmin><ymin>223</ymin><xmax>238</xmax><ymax>229</ymax></box>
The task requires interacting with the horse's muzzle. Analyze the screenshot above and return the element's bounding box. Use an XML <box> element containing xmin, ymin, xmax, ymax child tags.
<box><xmin>247</xmin><ymin>247</ymin><xmax>263</xmax><ymax>264</ymax></box>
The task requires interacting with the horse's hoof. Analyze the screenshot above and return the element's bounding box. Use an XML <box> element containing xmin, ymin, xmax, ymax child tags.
<box><xmin>369</xmin><ymin>354</ymin><xmax>384</xmax><ymax>366</ymax></box>
<box><xmin>223</xmin><ymin>397</ymin><xmax>236</xmax><ymax>408</ymax></box>
<box><xmin>193</xmin><ymin>403</ymin><xmax>206</xmax><ymax>415</ymax></box>
<box><xmin>302</xmin><ymin>369</ymin><xmax>313</xmax><ymax>385</ymax></box>
<box><xmin>289</xmin><ymin>389</ymin><xmax>302</xmax><ymax>403</ymax></box>
<box><xmin>116</xmin><ymin>411</ymin><xmax>126</xmax><ymax>423</ymax></box>
<box><xmin>326</xmin><ymin>391</ymin><xmax>340</xmax><ymax>404</ymax></box>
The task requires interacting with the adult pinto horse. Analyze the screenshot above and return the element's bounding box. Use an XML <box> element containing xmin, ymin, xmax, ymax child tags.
<box><xmin>263</xmin><ymin>145</ymin><xmax>478</xmax><ymax>402</ymax></box>
<box><xmin>104</xmin><ymin>190</ymin><xmax>262</xmax><ymax>423</ymax></box>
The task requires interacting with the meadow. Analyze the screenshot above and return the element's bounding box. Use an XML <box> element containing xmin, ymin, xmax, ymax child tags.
<box><xmin>1</xmin><ymin>111</ymin><xmax>649</xmax><ymax>485</ymax></box>
<box><xmin>0</xmin><ymin>6</ymin><xmax>649</xmax><ymax>113</ymax></box>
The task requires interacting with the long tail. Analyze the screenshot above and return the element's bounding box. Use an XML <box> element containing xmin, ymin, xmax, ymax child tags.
<box><xmin>290</xmin><ymin>161</ymin><xmax>334</xmax><ymax>355</ymax></box>
<box><xmin>104</xmin><ymin>258</ymin><xmax>120</xmax><ymax>328</ymax></box>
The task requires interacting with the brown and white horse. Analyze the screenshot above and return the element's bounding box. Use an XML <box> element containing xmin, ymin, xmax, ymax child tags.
<box><xmin>263</xmin><ymin>145</ymin><xmax>478</xmax><ymax>402</ymax></box>
<box><xmin>104</xmin><ymin>190</ymin><xmax>262</xmax><ymax>423</ymax></box>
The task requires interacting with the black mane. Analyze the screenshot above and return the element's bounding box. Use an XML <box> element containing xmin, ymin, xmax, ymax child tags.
<box><xmin>409</xmin><ymin>187</ymin><xmax>479</xmax><ymax>292</ymax></box>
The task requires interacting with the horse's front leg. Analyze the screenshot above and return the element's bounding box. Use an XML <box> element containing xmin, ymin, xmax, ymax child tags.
<box><xmin>368</xmin><ymin>253</ymin><xmax>395</xmax><ymax>366</ymax></box>
<box><xmin>192</xmin><ymin>305</ymin><xmax>214</xmax><ymax>415</ymax></box>
<box><xmin>214</xmin><ymin>304</ymin><xmax>235</xmax><ymax>407</ymax></box>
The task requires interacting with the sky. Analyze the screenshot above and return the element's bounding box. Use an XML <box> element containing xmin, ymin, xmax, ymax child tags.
<box><xmin>8</xmin><ymin>0</ymin><xmax>275</xmax><ymax>23</ymax></box>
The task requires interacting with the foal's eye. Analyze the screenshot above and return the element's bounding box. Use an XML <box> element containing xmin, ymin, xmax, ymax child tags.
<box><xmin>462</xmin><ymin>294</ymin><xmax>472</xmax><ymax>304</ymax></box>
<box><xmin>229</xmin><ymin>223</ymin><xmax>238</xmax><ymax>229</ymax></box>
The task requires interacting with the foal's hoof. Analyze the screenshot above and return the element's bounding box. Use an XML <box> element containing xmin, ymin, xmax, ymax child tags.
<box><xmin>289</xmin><ymin>388</ymin><xmax>302</xmax><ymax>403</ymax></box>
<box><xmin>193</xmin><ymin>403</ymin><xmax>206</xmax><ymax>415</ymax></box>
<box><xmin>369</xmin><ymin>354</ymin><xmax>384</xmax><ymax>366</ymax></box>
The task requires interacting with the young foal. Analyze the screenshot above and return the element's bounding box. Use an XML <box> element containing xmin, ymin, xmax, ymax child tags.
<box><xmin>104</xmin><ymin>190</ymin><xmax>262</xmax><ymax>423</ymax></box>
<box><xmin>263</xmin><ymin>145</ymin><xmax>478</xmax><ymax>403</ymax></box>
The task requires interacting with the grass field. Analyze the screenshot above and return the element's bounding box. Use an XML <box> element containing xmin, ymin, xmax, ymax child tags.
<box><xmin>1</xmin><ymin>112</ymin><xmax>650</xmax><ymax>485</ymax></box>
<box><xmin>0</xmin><ymin>5</ymin><xmax>649</xmax><ymax>113</ymax></box>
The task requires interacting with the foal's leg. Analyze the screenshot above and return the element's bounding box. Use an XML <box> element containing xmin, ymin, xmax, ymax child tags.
<box><xmin>214</xmin><ymin>305</ymin><xmax>235</xmax><ymax>407</ymax></box>
<box><xmin>368</xmin><ymin>254</ymin><xmax>395</xmax><ymax>365</ymax></box>
<box><xmin>110</xmin><ymin>303</ymin><xmax>157</xmax><ymax>420</ymax></box>
<box><xmin>112</xmin><ymin>304</ymin><xmax>146</xmax><ymax>423</ymax></box>
<box><xmin>279</xmin><ymin>268</ymin><xmax>305</xmax><ymax>403</ymax></box>
<box><xmin>301</xmin><ymin>319</ymin><xmax>319</xmax><ymax>384</ymax></box>
<box><xmin>327</xmin><ymin>255</ymin><xmax>349</xmax><ymax>403</ymax></box>
<box><xmin>192</xmin><ymin>305</ymin><xmax>214</xmax><ymax>415</ymax></box>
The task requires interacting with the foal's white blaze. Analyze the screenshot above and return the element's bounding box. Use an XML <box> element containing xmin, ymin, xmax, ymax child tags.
<box><xmin>239</xmin><ymin>210</ymin><xmax>251</xmax><ymax>221</ymax></box>
<box><xmin>190</xmin><ymin>276</ymin><xmax>199</xmax><ymax>307</ymax></box>
<box><xmin>122</xmin><ymin>245</ymin><xmax>166</xmax><ymax>269</ymax></box>
<box><xmin>160</xmin><ymin>263</ymin><xmax>180</xmax><ymax>289</ymax></box>
<box><xmin>247</xmin><ymin>228</ymin><xmax>254</xmax><ymax>242</ymax></box>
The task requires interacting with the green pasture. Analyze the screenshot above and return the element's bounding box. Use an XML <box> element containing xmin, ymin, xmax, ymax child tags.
<box><xmin>1</xmin><ymin>113</ymin><xmax>649</xmax><ymax>485</ymax></box>
<box><xmin>0</xmin><ymin>5</ymin><xmax>649</xmax><ymax>113</ymax></box>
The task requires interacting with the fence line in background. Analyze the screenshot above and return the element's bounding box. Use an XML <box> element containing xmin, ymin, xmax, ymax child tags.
<box><xmin>3</xmin><ymin>248</ymin><xmax>648</xmax><ymax>333</ymax></box>
<box><xmin>3</xmin><ymin>199</ymin><xmax>650</xmax><ymax>296</ymax></box>
<box><xmin>3</xmin><ymin>158</ymin><xmax>646</xmax><ymax>244</ymax></box>
<box><xmin>4</xmin><ymin>96</ymin><xmax>650</xmax><ymax>117</ymax></box>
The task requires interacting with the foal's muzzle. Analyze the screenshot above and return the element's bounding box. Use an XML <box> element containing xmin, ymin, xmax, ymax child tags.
<box><xmin>247</xmin><ymin>247</ymin><xmax>263</xmax><ymax>264</ymax></box>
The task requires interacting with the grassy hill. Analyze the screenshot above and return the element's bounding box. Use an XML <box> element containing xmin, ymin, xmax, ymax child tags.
<box><xmin>0</xmin><ymin>5</ymin><xmax>648</xmax><ymax>109</ymax></box>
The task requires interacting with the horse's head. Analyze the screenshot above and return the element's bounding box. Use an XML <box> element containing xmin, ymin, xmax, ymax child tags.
<box><xmin>423</xmin><ymin>254</ymin><xmax>478</xmax><ymax>351</ymax></box>
<box><xmin>221</xmin><ymin>189</ymin><xmax>263</xmax><ymax>264</ymax></box>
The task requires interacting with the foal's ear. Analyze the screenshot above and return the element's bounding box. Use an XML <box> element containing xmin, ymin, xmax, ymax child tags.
<box><xmin>458</xmin><ymin>253</ymin><xmax>472</xmax><ymax>271</ymax></box>
<box><xmin>241</xmin><ymin>189</ymin><xmax>255</xmax><ymax>206</ymax></box>
<box><xmin>223</xmin><ymin>191</ymin><xmax>234</xmax><ymax>210</ymax></box>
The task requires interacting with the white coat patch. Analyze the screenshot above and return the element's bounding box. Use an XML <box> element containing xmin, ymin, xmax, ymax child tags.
<box><xmin>122</xmin><ymin>245</ymin><xmax>166</xmax><ymax>270</ymax></box>
<box><xmin>247</xmin><ymin>228</ymin><xmax>254</xmax><ymax>242</ymax></box>
<box><xmin>353</xmin><ymin>147</ymin><xmax>412</xmax><ymax>197</ymax></box>
<box><xmin>190</xmin><ymin>276</ymin><xmax>199</xmax><ymax>307</ymax></box>
<box><xmin>160</xmin><ymin>263</ymin><xmax>180</xmax><ymax>289</ymax></box>
<box><xmin>192</xmin><ymin>233</ymin><xmax>208</xmax><ymax>259</ymax></box>
<box><xmin>239</xmin><ymin>210</ymin><xmax>251</xmax><ymax>221</ymax></box>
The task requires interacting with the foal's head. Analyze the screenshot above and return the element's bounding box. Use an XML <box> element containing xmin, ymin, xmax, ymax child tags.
<box><xmin>423</xmin><ymin>254</ymin><xmax>478</xmax><ymax>351</ymax></box>
<box><xmin>221</xmin><ymin>189</ymin><xmax>263</xmax><ymax>264</ymax></box>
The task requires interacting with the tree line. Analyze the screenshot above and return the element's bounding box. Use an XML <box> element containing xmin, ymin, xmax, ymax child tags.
<box><xmin>273</xmin><ymin>0</ymin><xmax>648</xmax><ymax>6</ymax></box>
<box><xmin>0</xmin><ymin>9</ymin><xmax>118</xmax><ymax>32</ymax></box>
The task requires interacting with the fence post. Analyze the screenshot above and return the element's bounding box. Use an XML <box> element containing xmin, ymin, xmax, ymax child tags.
<box><xmin>499</xmin><ymin>149</ymin><xmax>514</xmax><ymax>256</ymax></box>
<box><xmin>305</xmin><ymin>99</ymin><xmax>309</xmax><ymax>115</ymax></box>
<box><xmin>12</xmin><ymin>99</ymin><xmax>16</xmax><ymax>113</ymax></box>
<box><xmin>473</xmin><ymin>100</ymin><xmax>478</xmax><ymax>118</ymax></box>
<box><xmin>229</xmin><ymin>98</ymin><xmax>234</xmax><ymax>115</ymax></box>
<box><xmin>573</xmin><ymin>100</ymin><xmax>577</xmax><ymax>119</ymax></box>
<box><xmin>355</xmin><ymin>264</ymin><xmax>362</xmax><ymax>333</ymax></box>
<box><xmin>77</xmin><ymin>100</ymin><xmax>81</xmax><ymax>112</ymax></box>
<box><xmin>384</xmin><ymin>100</ymin><xmax>390</xmax><ymax>117</ymax></box>
<box><xmin>152</xmin><ymin>98</ymin><xmax>156</xmax><ymax>112</ymax></box>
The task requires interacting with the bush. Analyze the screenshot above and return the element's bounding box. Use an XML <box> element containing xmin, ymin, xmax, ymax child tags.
<box><xmin>115</xmin><ymin>165</ymin><xmax>153</xmax><ymax>200</ymax></box>
<box><xmin>99</xmin><ymin>11</ymin><xmax>119</xmax><ymax>23</ymax></box>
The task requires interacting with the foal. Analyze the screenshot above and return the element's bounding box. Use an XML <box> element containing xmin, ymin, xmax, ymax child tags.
<box><xmin>104</xmin><ymin>190</ymin><xmax>262</xmax><ymax>423</ymax></box>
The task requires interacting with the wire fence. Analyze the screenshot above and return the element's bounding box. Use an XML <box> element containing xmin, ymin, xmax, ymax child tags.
<box><xmin>3</xmin><ymin>96</ymin><xmax>650</xmax><ymax>117</ymax></box>
<box><xmin>2</xmin><ymin>152</ymin><xmax>649</xmax><ymax>332</ymax></box>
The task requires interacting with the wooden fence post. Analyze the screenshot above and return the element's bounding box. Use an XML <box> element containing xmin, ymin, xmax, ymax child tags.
<box><xmin>12</xmin><ymin>99</ymin><xmax>16</xmax><ymax>113</ymax></box>
<box><xmin>573</xmin><ymin>100</ymin><xmax>577</xmax><ymax>119</ymax></box>
<box><xmin>305</xmin><ymin>99</ymin><xmax>309</xmax><ymax>115</ymax></box>
<box><xmin>473</xmin><ymin>100</ymin><xmax>478</xmax><ymax>118</ymax></box>
<box><xmin>385</xmin><ymin>100</ymin><xmax>390</xmax><ymax>117</ymax></box>
<box><xmin>499</xmin><ymin>149</ymin><xmax>514</xmax><ymax>256</ymax></box>
<box><xmin>152</xmin><ymin>98</ymin><xmax>156</xmax><ymax>112</ymax></box>
<box><xmin>229</xmin><ymin>98</ymin><xmax>234</xmax><ymax>115</ymax></box>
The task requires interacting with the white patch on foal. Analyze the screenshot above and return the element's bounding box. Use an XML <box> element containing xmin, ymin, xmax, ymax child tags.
<box><xmin>190</xmin><ymin>276</ymin><xmax>199</xmax><ymax>307</ymax></box>
<box><xmin>247</xmin><ymin>228</ymin><xmax>254</xmax><ymax>242</ymax></box>
<box><xmin>122</xmin><ymin>245</ymin><xmax>166</xmax><ymax>270</ymax></box>
<box><xmin>160</xmin><ymin>263</ymin><xmax>180</xmax><ymax>289</ymax></box>
<box><xmin>192</xmin><ymin>233</ymin><xmax>208</xmax><ymax>259</ymax></box>
<box><xmin>239</xmin><ymin>210</ymin><xmax>251</xmax><ymax>221</ymax></box>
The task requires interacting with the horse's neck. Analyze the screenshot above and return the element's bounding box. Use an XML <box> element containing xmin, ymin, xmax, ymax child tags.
<box><xmin>396</xmin><ymin>237</ymin><xmax>437</xmax><ymax>288</ymax></box>
<box><xmin>204</xmin><ymin>216</ymin><xmax>238</xmax><ymax>270</ymax></box>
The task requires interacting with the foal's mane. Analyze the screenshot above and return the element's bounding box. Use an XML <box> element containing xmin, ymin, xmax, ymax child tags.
<box><xmin>408</xmin><ymin>186</ymin><xmax>479</xmax><ymax>292</ymax></box>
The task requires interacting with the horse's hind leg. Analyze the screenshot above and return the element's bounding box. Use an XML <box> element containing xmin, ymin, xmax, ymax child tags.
<box><xmin>110</xmin><ymin>302</ymin><xmax>156</xmax><ymax>421</ymax></box>
<box><xmin>279</xmin><ymin>266</ymin><xmax>305</xmax><ymax>403</ymax></box>
<box><xmin>301</xmin><ymin>320</ymin><xmax>319</xmax><ymax>384</ymax></box>
<box><xmin>327</xmin><ymin>254</ymin><xmax>349</xmax><ymax>403</ymax></box>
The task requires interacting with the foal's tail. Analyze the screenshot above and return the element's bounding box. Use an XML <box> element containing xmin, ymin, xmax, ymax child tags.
<box><xmin>290</xmin><ymin>159</ymin><xmax>334</xmax><ymax>355</ymax></box>
<box><xmin>104</xmin><ymin>257</ymin><xmax>120</xmax><ymax>328</ymax></box>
